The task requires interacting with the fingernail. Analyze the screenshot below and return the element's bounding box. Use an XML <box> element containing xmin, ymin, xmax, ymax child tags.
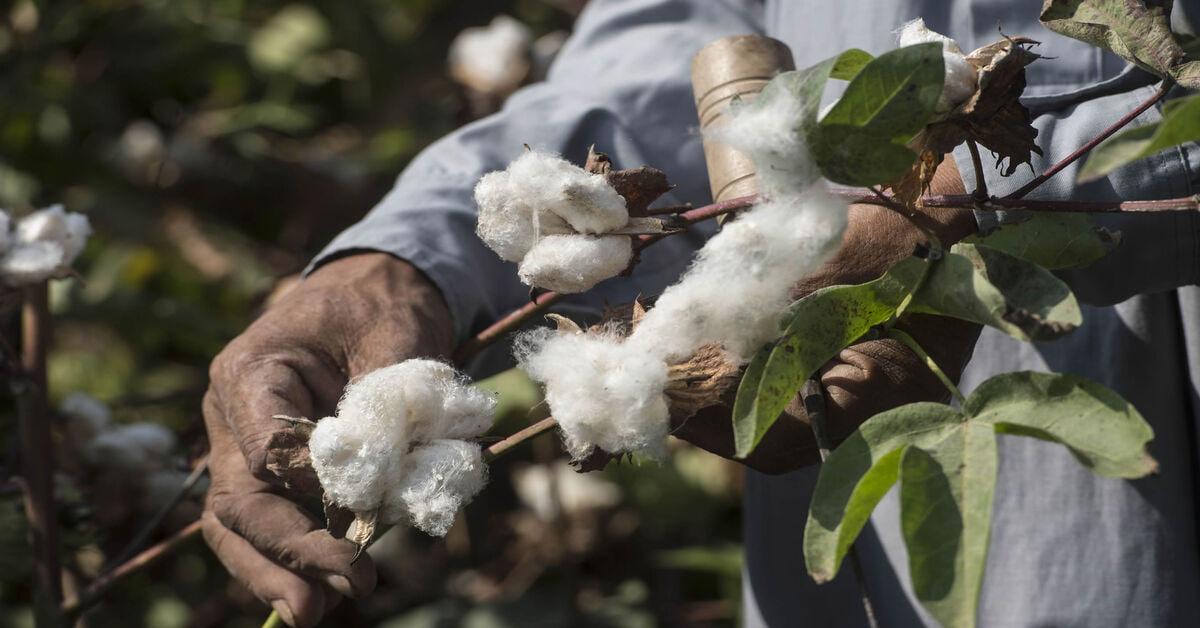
<box><xmin>325</xmin><ymin>574</ymin><xmax>354</xmax><ymax>596</ymax></box>
<box><xmin>271</xmin><ymin>600</ymin><xmax>296</xmax><ymax>626</ymax></box>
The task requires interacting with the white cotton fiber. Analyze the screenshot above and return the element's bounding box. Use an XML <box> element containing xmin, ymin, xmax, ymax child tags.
<box><xmin>707</xmin><ymin>84</ymin><xmax>817</xmax><ymax>197</ymax></box>
<box><xmin>0</xmin><ymin>241</ymin><xmax>64</xmax><ymax>285</ymax></box>
<box><xmin>517</xmin><ymin>235</ymin><xmax>632</xmax><ymax>293</ymax></box>
<box><xmin>517</xmin><ymin>328</ymin><xmax>671</xmax><ymax>458</ymax></box>
<box><xmin>381</xmin><ymin>439</ymin><xmax>487</xmax><ymax>537</ymax></box>
<box><xmin>898</xmin><ymin>18</ymin><xmax>978</xmax><ymax>114</ymax></box>
<box><xmin>60</xmin><ymin>392</ymin><xmax>112</xmax><ymax>448</ymax></box>
<box><xmin>86</xmin><ymin>423</ymin><xmax>177</xmax><ymax>471</ymax></box>
<box><xmin>309</xmin><ymin>359</ymin><xmax>496</xmax><ymax>533</ymax></box>
<box><xmin>448</xmin><ymin>14</ymin><xmax>532</xmax><ymax>93</ymax></box>
<box><xmin>629</xmin><ymin>191</ymin><xmax>847</xmax><ymax>362</ymax></box>
<box><xmin>0</xmin><ymin>204</ymin><xmax>93</xmax><ymax>285</ymax></box>
<box><xmin>474</xmin><ymin>150</ymin><xmax>632</xmax><ymax>292</ymax></box>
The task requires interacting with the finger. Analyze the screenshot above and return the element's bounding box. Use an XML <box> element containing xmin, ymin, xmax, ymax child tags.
<box><xmin>205</xmin><ymin>407</ymin><xmax>377</xmax><ymax>597</ymax></box>
<box><xmin>202</xmin><ymin>510</ymin><xmax>327</xmax><ymax>628</ymax></box>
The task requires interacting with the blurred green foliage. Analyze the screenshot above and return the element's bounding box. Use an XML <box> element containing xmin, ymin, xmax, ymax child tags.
<box><xmin>0</xmin><ymin>1</ymin><xmax>749</xmax><ymax>625</ymax></box>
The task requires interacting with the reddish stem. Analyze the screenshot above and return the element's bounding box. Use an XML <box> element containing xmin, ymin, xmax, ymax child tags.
<box><xmin>1004</xmin><ymin>81</ymin><xmax>1173</xmax><ymax>200</ymax></box>
<box><xmin>826</xmin><ymin>188</ymin><xmax>1200</xmax><ymax>213</ymax></box>
<box><xmin>17</xmin><ymin>284</ymin><xmax>62</xmax><ymax>623</ymax></box>
<box><xmin>60</xmin><ymin>519</ymin><xmax>204</xmax><ymax>618</ymax></box>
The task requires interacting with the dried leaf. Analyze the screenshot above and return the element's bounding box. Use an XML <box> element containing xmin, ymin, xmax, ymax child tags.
<box><xmin>264</xmin><ymin>423</ymin><xmax>322</xmax><ymax>495</ymax></box>
<box><xmin>570</xmin><ymin>448</ymin><xmax>629</xmax><ymax>472</ymax></box>
<box><xmin>545</xmin><ymin>313</ymin><xmax>584</xmax><ymax>335</ymax></box>
<box><xmin>584</xmin><ymin>146</ymin><xmax>673</xmax><ymax>216</ymax></box>
<box><xmin>324</xmin><ymin>494</ymin><xmax>355</xmax><ymax>539</ymax></box>
<box><xmin>919</xmin><ymin>37</ymin><xmax>1044</xmax><ymax>176</ymax></box>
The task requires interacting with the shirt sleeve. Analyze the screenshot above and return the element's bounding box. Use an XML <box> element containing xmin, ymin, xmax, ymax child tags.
<box><xmin>309</xmin><ymin>0</ymin><xmax>766</xmax><ymax>346</ymax></box>
<box><xmin>951</xmin><ymin>69</ymin><xmax>1200</xmax><ymax>307</ymax></box>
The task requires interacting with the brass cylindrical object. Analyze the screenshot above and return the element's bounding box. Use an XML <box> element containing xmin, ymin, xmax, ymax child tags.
<box><xmin>691</xmin><ymin>35</ymin><xmax>796</xmax><ymax>203</ymax></box>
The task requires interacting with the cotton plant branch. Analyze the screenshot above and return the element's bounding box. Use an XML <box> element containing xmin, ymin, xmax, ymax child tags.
<box><xmin>1004</xmin><ymin>80</ymin><xmax>1174</xmax><ymax>200</ymax></box>
<box><xmin>59</xmin><ymin>519</ymin><xmax>204</xmax><ymax>619</ymax></box>
<box><xmin>454</xmin><ymin>194</ymin><xmax>758</xmax><ymax>363</ymax></box>
<box><xmin>104</xmin><ymin>456</ymin><xmax>210</xmax><ymax>571</ymax></box>
<box><xmin>16</xmin><ymin>284</ymin><xmax>63</xmax><ymax>626</ymax></box>
<box><xmin>829</xmin><ymin>189</ymin><xmax>1200</xmax><ymax>213</ymax></box>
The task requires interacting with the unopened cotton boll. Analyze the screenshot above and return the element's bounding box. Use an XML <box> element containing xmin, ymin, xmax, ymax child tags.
<box><xmin>381</xmin><ymin>439</ymin><xmax>487</xmax><ymax>537</ymax></box>
<box><xmin>86</xmin><ymin>423</ymin><xmax>177</xmax><ymax>472</ymax></box>
<box><xmin>897</xmin><ymin>18</ymin><xmax>978</xmax><ymax>114</ymax></box>
<box><xmin>517</xmin><ymin>235</ymin><xmax>632</xmax><ymax>293</ymax></box>
<box><xmin>629</xmin><ymin>191</ymin><xmax>847</xmax><ymax>362</ymax></box>
<box><xmin>518</xmin><ymin>328</ymin><xmax>671</xmax><ymax>458</ymax></box>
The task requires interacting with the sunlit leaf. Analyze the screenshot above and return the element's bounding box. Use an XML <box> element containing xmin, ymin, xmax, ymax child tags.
<box><xmin>961</xmin><ymin>214</ymin><xmax>1119</xmax><ymax>270</ymax></box>
<box><xmin>810</xmin><ymin>43</ymin><xmax>944</xmax><ymax>186</ymax></box>
<box><xmin>908</xmin><ymin>243</ymin><xmax>1081</xmax><ymax>341</ymax></box>
<box><xmin>966</xmin><ymin>371</ymin><xmax>1157</xmax><ymax>477</ymax></box>
<box><xmin>1078</xmin><ymin>93</ymin><xmax>1200</xmax><ymax>181</ymax></box>
<box><xmin>732</xmin><ymin>256</ymin><xmax>928</xmax><ymax>458</ymax></box>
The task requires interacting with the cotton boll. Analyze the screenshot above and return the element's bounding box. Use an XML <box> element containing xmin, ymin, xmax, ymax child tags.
<box><xmin>517</xmin><ymin>234</ymin><xmax>632</xmax><ymax>293</ymax></box>
<box><xmin>16</xmin><ymin>204</ymin><xmax>68</xmax><ymax>245</ymax></box>
<box><xmin>0</xmin><ymin>241</ymin><xmax>63</xmax><ymax>285</ymax></box>
<box><xmin>309</xmin><ymin>412</ymin><xmax>402</xmax><ymax>513</ymax></box>
<box><xmin>435</xmin><ymin>381</ymin><xmax>497</xmax><ymax>441</ymax></box>
<box><xmin>513</xmin><ymin>462</ymin><xmax>621</xmax><ymax>521</ymax></box>
<box><xmin>629</xmin><ymin>191</ymin><xmax>847</xmax><ymax>362</ymax></box>
<box><xmin>60</xmin><ymin>213</ymin><xmax>92</xmax><ymax>263</ymax></box>
<box><xmin>448</xmin><ymin>14</ymin><xmax>532</xmax><ymax>93</ymax></box>
<box><xmin>475</xmin><ymin>170</ymin><xmax>536</xmax><ymax>261</ymax></box>
<box><xmin>708</xmin><ymin>81</ymin><xmax>817</xmax><ymax>197</ymax></box>
<box><xmin>518</xmin><ymin>329</ymin><xmax>671</xmax><ymax>458</ymax></box>
<box><xmin>505</xmin><ymin>151</ymin><xmax>628</xmax><ymax>234</ymax></box>
<box><xmin>897</xmin><ymin>18</ymin><xmax>978</xmax><ymax>114</ymax></box>
<box><xmin>60</xmin><ymin>392</ymin><xmax>112</xmax><ymax>448</ymax></box>
<box><xmin>86</xmin><ymin>423</ymin><xmax>177</xmax><ymax>471</ymax></box>
<box><xmin>384</xmin><ymin>439</ymin><xmax>487</xmax><ymax>536</ymax></box>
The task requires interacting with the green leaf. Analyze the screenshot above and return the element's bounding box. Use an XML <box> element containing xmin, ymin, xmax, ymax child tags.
<box><xmin>961</xmin><ymin>214</ymin><xmax>1120</xmax><ymax>270</ymax></box>
<box><xmin>908</xmin><ymin>243</ymin><xmax>1082</xmax><ymax>341</ymax></box>
<box><xmin>965</xmin><ymin>371</ymin><xmax>1157</xmax><ymax>477</ymax></box>
<box><xmin>810</xmin><ymin>42</ymin><xmax>945</xmax><ymax>186</ymax></box>
<box><xmin>899</xmin><ymin>425</ymin><xmax>997</xmax><ymax>628</ymax></box>
<box><xmin>731</xmin><ymin>346</ymin><xmax>771</xmax><ymax>457</ymax></box>
<box><xmin>732</xmin><ymin>256</ymin><xmax>928</xmax><ymax>458</ymax></box>
<box><xmin>829</xmin><ymin>49</ymin><xmax>874</xmax><ymax>80</ymax></box>
<box><xmin>806</xmin><ymin>372</ymin><xmax>1155</xmax><ymax>627</ymax></box>
<box><xmin>1078</xmin><ymin>93</ymin><xmax>1200</xmax><ymax>181</ymax></box>
<box><xmin>804</xmin><ymin>402</ymin><xmax>962</xmax><ymax>582</ymax></box>
<box><xmin>1039</xmin><ymin>0</ymin><xmax>1197</xmax><ymax>86</ymax></box>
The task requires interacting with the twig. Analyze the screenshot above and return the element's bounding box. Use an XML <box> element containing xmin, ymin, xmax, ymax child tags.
<box><xmin>828</xmin><ymin>188</ymin><xmax>1200</xmax><ymax>213</ymax></box>
<box><xmin>60</xmin><ymin>519</ymin><xmax>204</xmax><ymax>618</ymax></box>
<box><xmin>103</xmin><ymin>457</ymin><xmax>210</xmax><ymax>571</ymax></box>
<box><xmin>1005</xmin><ymin>80</ymin><xmax>1173</xmax><ymax>200</ymax></box>
<box><xmin>644</xmin><ymin>203</ymin><xmax>693</xmax><ymax>215</ymax></box>
<box><xmin>800</xmin><ymin>380</ymin><xmax>879</xmax><ymax>628</ymax></box>
<box><xmin>868</xmin><ymin>186</ymin><xmax>941</xmax><ymax>249</ymax></box>
<box><xmin>884</xmin><ymin>327</ymin><xmax>965</xmax><ymax>406</ymax></box>
<box><xmin>966</xmin><ymin>141</ymin><xmax>988</xmax><ymax>202</ymax></box>
<box><xmin>452</xmin><ymin>195</ymin><xmax>758</xmax><ymax>363</ymax></box>
<box><xmin>17</xmin><ymin>284</ymin><xmax>62</xmax><ymax>625</ymax></box>
<box><xmin>483</xmin><ymin>417</ymin><xmax>559</xmax><ymax>462</ymax></box>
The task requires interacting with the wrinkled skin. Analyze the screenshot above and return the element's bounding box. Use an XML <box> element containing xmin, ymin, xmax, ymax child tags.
<box><xmin>202</xmin><ymin>161</ymin><xmax>975</xmax><ymax>626</ymax></box>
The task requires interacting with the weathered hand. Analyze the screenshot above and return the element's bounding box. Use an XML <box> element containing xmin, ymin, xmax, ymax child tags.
<box><xmin>201</xmin><ymin>253</ymin><xmax>454</xmax><ymax>627</ymax></box>
<box><xmin>674</xmin><ymin>159</ymin><xmax>980</xmax><ymax>473</ymax></box>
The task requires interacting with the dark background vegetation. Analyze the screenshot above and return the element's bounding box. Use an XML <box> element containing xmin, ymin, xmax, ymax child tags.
<box><xmin>0</xmin><ymin>1</ymin><xmax>746</xmax><ymax>626</ymax></box>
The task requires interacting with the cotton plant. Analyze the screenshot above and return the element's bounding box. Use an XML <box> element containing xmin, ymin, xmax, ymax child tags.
<box><xmin>0</xmin><ymin>205</ymin><xmax>92</xmax><ymax>286</ymax></box>
<box><xmin>515</xmin><ymin>75</ymin><xmax>848</xmax><ymax>460</ymax></box>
